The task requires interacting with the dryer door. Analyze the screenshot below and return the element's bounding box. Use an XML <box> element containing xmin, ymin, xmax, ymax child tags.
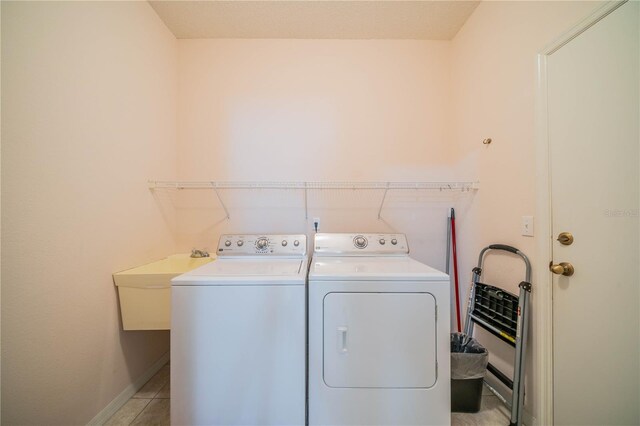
<box><xmin>323</xmin><ymin>292</ymin><xmax>437</xmax><ymax>388</ymax></box>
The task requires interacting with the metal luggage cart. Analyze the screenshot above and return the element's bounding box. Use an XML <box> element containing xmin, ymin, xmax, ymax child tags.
<box><xmin>463</xmin><ymin>244</ymin><xmax>532</xmax><ymax>426</ymax></box>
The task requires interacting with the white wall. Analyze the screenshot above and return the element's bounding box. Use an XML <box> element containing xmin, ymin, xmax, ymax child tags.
<box><xmin>173</xmin><ymin>39</ymin><xmax>464</xmax><ymax>271</ymax></box>
<box><xmin>450</xmin><ymin>0</ymin><xmax>603</xmax><ymax>420</ymax></box>
<box><xmin>1</xmin><ymin>2</ymin><xmax>177</xmax><ymax>424</ymax></box>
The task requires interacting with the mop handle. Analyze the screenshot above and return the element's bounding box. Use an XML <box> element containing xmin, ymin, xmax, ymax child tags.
<box><xmin>451</xmin><ymin>208</ymin><xmax>462</xmax><ymax>332</ymax></box>
<box><xmin>445</xmin><ymin>212</ymin><xmax>451</xmax><ymax>277</ymax></box>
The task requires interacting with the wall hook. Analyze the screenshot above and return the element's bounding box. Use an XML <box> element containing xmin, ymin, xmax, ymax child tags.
<box><xmin>483</xmin><ymin>138</ymin><xmax>492</xmax><ymax>145</ymax></box>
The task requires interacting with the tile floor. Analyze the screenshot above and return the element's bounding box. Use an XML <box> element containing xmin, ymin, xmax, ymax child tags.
<box><xmin>105</xmin><ymin>363</ymin><xmax>170</xmax><ymax>426</ymax></box>
<box><xmin>106</xmin><ymin>363</ymin><xmax>509</xmax><ymax>425</ymax></box>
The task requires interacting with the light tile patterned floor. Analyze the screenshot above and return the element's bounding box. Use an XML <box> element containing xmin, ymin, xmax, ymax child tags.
<box><xmin>105</xmin><ymin>363</ymin><xmax>170</xmax><ymax>426</ymax></box>
<box><xmin>106</xmin><ymin>363</ymin><xmax>509</xmax><ymax>425</ymax></box>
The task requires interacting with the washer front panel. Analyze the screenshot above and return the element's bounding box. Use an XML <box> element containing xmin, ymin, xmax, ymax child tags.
<box><xmin>172</xmin><ymin>284</ymin><xmax>305</xmax><ymax>425</ymax></box>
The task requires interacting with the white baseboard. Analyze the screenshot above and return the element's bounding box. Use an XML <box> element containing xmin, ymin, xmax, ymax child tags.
<box><xmin>87</xmin><ymin>351</ymin><xmax>170</xmax><ymax>426</ymax></box>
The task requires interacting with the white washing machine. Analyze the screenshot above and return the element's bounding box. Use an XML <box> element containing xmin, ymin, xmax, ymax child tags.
<box><xmin>171</xmin><ymin>234</ymin><xmax>307</xmax><ymax>426</ymax></box>
<box><xmin>308</xmin><ymin>233</ymin><xmax>451</xmax><ymax>426</ymax></box>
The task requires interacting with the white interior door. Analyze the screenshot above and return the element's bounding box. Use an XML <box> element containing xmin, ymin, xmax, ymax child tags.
<box><xmin>547</xmin><ymin>2</ymin><xmax>639</xmax><ymax>424</ymax></box>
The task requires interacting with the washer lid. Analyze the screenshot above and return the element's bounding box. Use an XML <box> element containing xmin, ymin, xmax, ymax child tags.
<box><xmin>172</xmin><ymin>258</ymin><xmax>307</xmax><ymax>286</ymax></box>
<box><xmin>309</xmin><ymin>256</ymin><xmax>448</xmax><ymax>281</ymax></box>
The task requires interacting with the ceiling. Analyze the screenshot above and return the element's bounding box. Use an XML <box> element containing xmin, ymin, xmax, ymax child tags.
<box><xmin>149</xmin><ymin>1</ymin><xmax>481</xmax><ymax>40</ymax></box>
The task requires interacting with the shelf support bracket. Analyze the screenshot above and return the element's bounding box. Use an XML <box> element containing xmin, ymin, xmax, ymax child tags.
<box><xmin>304</xmin><ymin>185</ymin><xmax>308</xmax><ymax>220</ymax></box>
<box><xmin>377</xmin><ymin>184</ymin><xmax>390</xmax><ymax>220</ymax></box>
<box><xmin>212</xmin><ymin>183</ymin><xmax>230</xmax><ymax>220</ymax></box>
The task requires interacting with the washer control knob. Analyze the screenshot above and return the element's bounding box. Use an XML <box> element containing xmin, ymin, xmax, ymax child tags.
<box><xmin>379</xmin><ymin>238</ymin><xmax>386</xmax><ymax>245</ymax></box>
<box><xmin>391</xmin><ymin>239</ymin><xmax>398</xmax><ymax>245</ymax></box>
<box><xmin>225</xmin><ymin>240</ymin><xmax>232</xmax><ymax>247</ymax></box>
<box><xmin>237</xmin><ymin>240</ymin><xmax>244</xmax><ymax>247</ymax></box>
<box><xmin>282</xmin><ymin>240</ymin><xmax>288</xmax><ymax>247</ymax></box>
<box><xmin>293</xmin><ymin>240</ymin><xmax>300</xmax><ymax>247</ymax></box>
<box><xmin>354</xmin><ymin>236</ymin><xmax>367</xmax><ymax>249</ymax></box>
<box><xmin>256</xmin><ymin>238</ymin><xmax>268</xmax><ymax>249</ymax></box>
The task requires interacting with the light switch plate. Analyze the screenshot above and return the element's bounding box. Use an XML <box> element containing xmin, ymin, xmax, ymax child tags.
<box><xmin>521</xmin><ymin>216</ymin><xmax>534</xmax><ymax>237</ymax></box>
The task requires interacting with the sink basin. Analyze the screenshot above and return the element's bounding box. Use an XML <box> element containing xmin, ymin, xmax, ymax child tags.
<box><xmin>114</xmin><ymin>254</ymin><xmax>214</xmax><ymax>330</ymax></box>
<box><xmin>114</xmin><ymin>253</ymin><xmax>214</xmax><ymax>288</ymax></box>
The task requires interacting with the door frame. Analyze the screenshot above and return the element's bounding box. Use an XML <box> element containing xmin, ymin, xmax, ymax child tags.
<box><xmin>534</xmin><ymin>1</ymin><xmax>629</xmax><ymax>424</ymax></box>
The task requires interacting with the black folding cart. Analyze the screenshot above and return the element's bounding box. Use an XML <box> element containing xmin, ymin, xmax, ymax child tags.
<box><xmin>463</xmin><ymin>244</ymin><xmax>531</xmax><ymax>426</ymax></box>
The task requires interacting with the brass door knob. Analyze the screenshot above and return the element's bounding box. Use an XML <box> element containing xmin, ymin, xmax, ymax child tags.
<box><xmin>549</xmin><ymin>262</ymin><xmax>574</xmax><ymax>276</ymax></box>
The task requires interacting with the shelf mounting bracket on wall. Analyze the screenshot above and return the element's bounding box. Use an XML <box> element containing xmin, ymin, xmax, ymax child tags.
<box><xmin>377</xmin><ymin>183</ymin><xmax>390</xmax><ymax>220</ymax></box>
<box><xmin>212</xmin><ymin>184</ymin><xmax>230</xmax><ymax>220</ymax></box>
<box><xmin>304</xmin><ymin>184</ymin><xmax>308</xmax><ymax>220</ymax></box>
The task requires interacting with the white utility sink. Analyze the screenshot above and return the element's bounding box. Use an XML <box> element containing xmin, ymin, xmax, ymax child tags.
<box><xmin>113</xmin><ymin>254</ymin><xmax>214</xmax><ymax>330</ymax></box>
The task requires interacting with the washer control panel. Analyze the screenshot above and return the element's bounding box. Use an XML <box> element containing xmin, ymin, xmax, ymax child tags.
<box><xmin>217</xmin><ymin>234</ymin><xmax>307</xmax><ymax>257</ymax></box>
<box><xmin>314</xmin><ymin>233</ymin><xmax>409</xmax><ymax>256</ymax></box>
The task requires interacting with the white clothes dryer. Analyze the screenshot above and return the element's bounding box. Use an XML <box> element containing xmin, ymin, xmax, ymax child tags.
<box><xmin>308</xmin><ymin>233</ymin><xmax>451</xmax><ymax>426</ymax></box>
<box><xmin>171</xmin><ymin>234</ymin><xmax>307</xmax><ymax>426</ymax></box>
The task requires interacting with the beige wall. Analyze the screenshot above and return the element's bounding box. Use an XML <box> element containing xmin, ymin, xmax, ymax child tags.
<box><xmin>450</xmin><ymin>0</ymin><xmax>603</xmax><ymax>420</ymax></box>
<box><xmin>177</xmin><ymin>39</ymin><xmax>454</xmax><ymax>182</ymax></box>
<box><xmin>0</xmin><ymin>1</ymin><xmax>610</xmax><ymax>423</ymax></box>
<box><xmin>1</xmin><ymin>2</ymin><xmax>177</xmax><ymax>424</ymax></box>
<box><xmin>174</xmin><ymin>39</ymin><xmax>461</xmax><ymax>272</ymax></box>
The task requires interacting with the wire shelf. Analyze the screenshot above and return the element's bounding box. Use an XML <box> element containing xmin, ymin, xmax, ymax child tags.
<box><xmin>147</xmin><ymin>180</ymin><xmax>479</xmax><ymax>220</ymax></box>
<box><xmin>148</xmin><ymin>180</ymin><xmax>479</xmax><ymax>191</ymax></box>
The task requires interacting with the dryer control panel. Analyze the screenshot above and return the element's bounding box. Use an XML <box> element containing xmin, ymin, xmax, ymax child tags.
<box><xmin>314</xmin><ymin>233</ymin><xmax>409</xmax><ymax>256</ymax></box>
<box><xmin>217</xmin><ymin>234</ymin><xmax>307</xmax><ymax>257</ymax></box>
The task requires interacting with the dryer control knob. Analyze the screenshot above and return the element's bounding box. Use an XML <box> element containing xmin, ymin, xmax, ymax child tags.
<box><xmin>354</xmin><ymin>236</ymin><xmax>367</xmax><ymax>249</ymax></box>
<box><xmin>282</xmin><ymin>240</ymin><xmax>288</xmax><ymax>247</ymax></box>
<box><xmin>293</xmin><ymin>240</ymin><xmax>300</xmax><ymax>247</ymax></box>
<box><xmin>256</xmin><ymin>238</ymin><xmax>268</xmax><ymax>249</ymax></box>
<box><xmin>391</xmin><ymin>239</ymin><xmax>398</xmax><ymax>245</ymax></box>
<box><xmin>379</xmin><ymin>238</ymin><xmax>386</xmax><ymax>245</ymax></box>
<box><xmin>225</xmin><ymin>240</ymin><xmax>232</xmax><ymax>247</ymax></box>
<box><xmin>237</xmin><ymin>240</ymin><xmax>244</xmax><ymax>247</ymax></box>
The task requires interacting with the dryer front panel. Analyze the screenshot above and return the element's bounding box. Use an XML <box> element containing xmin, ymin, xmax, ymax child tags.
<box><xmin>323</xmin><ymin>292</ymin><xmax>437</xmax><ymax>389</ymax></box>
